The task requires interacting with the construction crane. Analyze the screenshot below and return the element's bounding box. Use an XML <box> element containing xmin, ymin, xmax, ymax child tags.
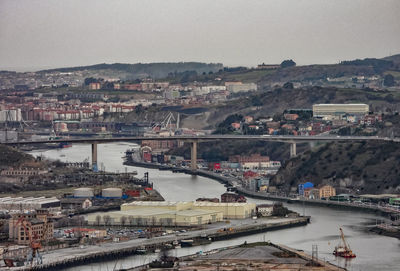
<box><xmin>333</xmin><ymin>227</ymin><xmax>356</xmax><ymax>258</ymax></box>
<box><xmin>13</xmin><ymin>217</ymin><xmax>43</xmax><ymax>266</ymax></box>
<box><xmin>339</xmin><ymin>228</ymin><xmax>350</xmax><ymax>251</ymax></box>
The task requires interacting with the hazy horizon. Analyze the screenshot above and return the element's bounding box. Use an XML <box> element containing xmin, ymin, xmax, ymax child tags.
<box><xmin>1</xmin><ymin>0</ymin><xmax>400</xmax><ymax>72</ymax></box>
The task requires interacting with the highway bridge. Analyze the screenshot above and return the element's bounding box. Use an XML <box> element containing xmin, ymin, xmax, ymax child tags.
<box><xmin>3</xmin><ymin>134</ymin><xmax>398</xmax><ymax>171</ymax></box>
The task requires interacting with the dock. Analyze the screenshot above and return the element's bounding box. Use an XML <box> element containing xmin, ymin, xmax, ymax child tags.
<box><xmin>129</xmin><ymin>241</ymin><xmax>345</xmax><ymax>271</ymax></box>
<box><xmin>13</xmin><ymin>217</ymin><xmax>309</xmax><ymax>270</ymax></box>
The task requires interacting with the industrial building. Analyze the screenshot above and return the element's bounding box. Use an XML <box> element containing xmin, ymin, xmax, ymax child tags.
<box><xmin>60</xmin><ymin>198</ymin><xmax>92</xmax><ymax>210</ymax></box>
<box><xmin>102</xmin><ymin>188</ymin><xmax>123</xmax><ymax>198</ymax></box>
<box><xmin>0</xmin><ymin>197</ymin><xmax>60</xmax><ymax>212</ymax></box>
<box><xmin>9</xmin><ymin>211</ymin><xmax>54</xmax><ymax>245</ymax></box>
<box><xmin>73</xmin><ymin>188</ymin><xmax>94</xmax><ymax>198</ymax></box>
<box><xmin>226</xmin><ymin>82</ymin><xmax>257</xmax><ymax>93</ymax></box>
<box><xmin>312</xmin><ymin>104</ymin><xmax>369</xmax><ymax>119</ymax></box>
<box><xmin>193</xmin><ymin>201</ymin><xmax>256</xmax><ymax>219</ymax></box>
<box><xmin>87</xmin><ymin>201</ymin><xmax>256</xmax><ymax>226</ymax></box>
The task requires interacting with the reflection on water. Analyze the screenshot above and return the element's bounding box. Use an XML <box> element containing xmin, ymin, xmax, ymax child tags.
<box><xmin>30</xmin><ymin>143</ymin><xmax>400</xmax><ymax>271</ymax></box>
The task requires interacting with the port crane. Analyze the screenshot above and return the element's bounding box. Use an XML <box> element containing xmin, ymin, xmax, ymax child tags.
<box><xmin>151</xmin><ymin>112</ymin><xmax>179</xmax><ymax>135</ymax></box>
<box><xmin>13</xmin><ymin>217</ymin><xmax>43</xmax><ymax>266</ymax></box>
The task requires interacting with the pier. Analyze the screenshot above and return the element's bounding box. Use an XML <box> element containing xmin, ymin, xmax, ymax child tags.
<box><xmin>13</xmin><ymin>217</ymin><xmax>309</xmax><ymax>270</ymax></box>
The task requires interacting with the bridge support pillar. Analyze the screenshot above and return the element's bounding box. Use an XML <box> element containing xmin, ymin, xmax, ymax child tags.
<box><xmin>290</xmin><ymin>142</ymin><xmax>297</xmax><ymax>158</ymax></box>
<box><xmin>91</xmin><ymin>143</ymin><xmax>98</xmax><ymax>172</ymax></box>
<box><xmin>190</xmin><ymin>141</ymin><xmax>197</xmax><ymax>171</ymax></box>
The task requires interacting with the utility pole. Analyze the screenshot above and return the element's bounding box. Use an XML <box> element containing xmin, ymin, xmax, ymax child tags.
<box><xmin>311</xmin><ymin>244</ymin><xmax>318</xmax><ymax>266</ymax></box>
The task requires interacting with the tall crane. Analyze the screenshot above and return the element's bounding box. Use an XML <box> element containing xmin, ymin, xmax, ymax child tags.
<box><xmin>13</xmin><ymin>217</ymin><xmax>43</xmax><ymax>266</ymax></box>
<box><xmin>333</xmin><ymin>227</ymin><xmax>356</xmax><ymax>258</ymax></box>
<box><xmin>339</xmin><ymin>228</ymin><xmax>350</xmax><ymax>251</ymax></box>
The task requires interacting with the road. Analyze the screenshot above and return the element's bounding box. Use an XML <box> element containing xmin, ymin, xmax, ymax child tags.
<box><xmin>14</xmin><ymin>217</ymin><xmax>301</xmax><ymax>270</ymax></box>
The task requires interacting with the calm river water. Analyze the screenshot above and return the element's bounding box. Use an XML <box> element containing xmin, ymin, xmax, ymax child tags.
<box><xmin>30</xmin><ymin>143</ymin><xmax>400</xmax><ymax>271</ymax></box>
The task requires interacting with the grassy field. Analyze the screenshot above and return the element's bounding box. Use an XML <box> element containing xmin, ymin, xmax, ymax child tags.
<box><xmin>221</xmin><ymin>69</ymin><xmax>276</xmax><ymax>83</ymax></box>
<box><xmin>384</xmin><ymin>70</ymin><xmax>400</xmax><ymax>80</ymax></box>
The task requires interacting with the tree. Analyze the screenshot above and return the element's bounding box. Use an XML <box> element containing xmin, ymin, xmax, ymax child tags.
<box><xmin>84</xmin><ymin>77</ymin><xmax>98</xmax><ymax>85</ymax></box>
<box><xmin>120</xmin><ymin>216</ymin><xmax>127</xmax><ymax>226</ymax></box>
<box><xmin>95</xmin><ymin>215</ymin><xmax>101</xmax><ymax>226</ymax></box>
<box><xmin>135</xmin><ymin>104</ymin><xmax>144</xmax><ymax>114</ymax></box>
<box><xmin>280</xmin><ymin>59</ymin><xmax>296</xmax><ymax>68</ymax></box>
<box><xmin>103</xmin><ymin>81</ymin><xmax>114</xmax><ymax>90</ymax></box>
<box><xmin>283</xmin><ymin>82</ymin><xmax>294</xmax><ymax>89</ymax></box>
<box><xmin>384</xmin><ymin>74</ymin><xmax>395</xmax><ymax>87</ymax></box>
<box><xmin>103</xmin><ymin>215</ymin><xmax>111</xmax><ymax>226</ymax></box>
<box><xmin>251</xmin><ymin>95</ymin><xmax>263</xmax><ymax>106</ymax></box>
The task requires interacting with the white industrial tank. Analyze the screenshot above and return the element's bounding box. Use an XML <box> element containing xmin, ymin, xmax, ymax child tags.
<box><xmin>74</xmin><ymin>187</ymin><xmax>94</xmax><ymax>198</ymax></box>
<box><xmin>102</xmin><ymin>188</ymin><xmax>123</xmax><ymax>198</ymax></box>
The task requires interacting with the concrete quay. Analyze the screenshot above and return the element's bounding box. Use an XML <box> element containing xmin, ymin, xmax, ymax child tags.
<box><xmin>12</xmin><ymin>217</ymin><xmax>309</xmax><ymax>270</ymax></box>
<box><xmin>129</xmin><ymin>241</ymin><xmax>345</xmax><ymax>271</ymax></box>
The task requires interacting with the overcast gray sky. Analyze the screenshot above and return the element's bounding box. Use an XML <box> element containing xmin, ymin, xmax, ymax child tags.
<box><xmin>1</xmin><ymin>0</ymin><xmax>399</xmax><ymax>71</ymax></box>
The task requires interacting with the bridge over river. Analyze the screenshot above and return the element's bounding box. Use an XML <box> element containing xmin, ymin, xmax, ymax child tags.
<box><xmin>4</xmin><ymin>134</ymin><xmax>399</xmax><ymax>171</ymax></box>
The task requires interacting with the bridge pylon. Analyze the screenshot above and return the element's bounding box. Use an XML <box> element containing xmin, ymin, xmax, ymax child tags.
<box><xmin>290</xmin><ymin>142</ymin><xmax>297</xmax><ymax>158</ymax></box>
<box><xmin>190</xmin><ymin>140</ymin><xmax>198</xmax><ymax>171</ymax></box>
<box><xmin>91</xmin><ymin>143</ymin><xmax>98</xmax><ymax>172</ymax></box>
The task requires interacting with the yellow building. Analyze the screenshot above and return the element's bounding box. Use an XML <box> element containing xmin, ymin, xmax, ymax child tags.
<box><xmin>121</xmin><ymin>201</ymin><xmax>193</xmax><ymax>212</ymax></box>
<box><xmin>87</xmin><ymin>207</ymin><xmax>223</xmax><ymax>227</ymax></box>
<box><xmin>9</xmin><ymin>212</ymin><xmax>54</xmax><ymax>245</ymax></box>
<box><xmin>193</xmin><ymin>202</ymin><xmax>256</xmax><ymax>219</ymax></box>
<box><xmin>88</xmin><ymin>201</ymin><xmax>256</xmax><ymax>226</ymax></box>
<box><xmin>319</xmin><ymin>185</ymin><xmax>336</xmax><ymax>199</ymax></box>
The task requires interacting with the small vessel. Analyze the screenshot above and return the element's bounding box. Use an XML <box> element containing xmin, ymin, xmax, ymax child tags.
<box><xmin>136</xmin><ymin>246</ymin><xmax>147</xmax><ymax>254</ymax></box>
<box><xmin>180</xmin><ymin>239</ymin><xmax>194</xmax><ymax>247</ymax></box>
<box><xmin>149</xmin><ymin>250</ymin><xmax>177</xmax><ymax>268</ymax></box>
<box><xmin>3</xmin><ymin>257</ymin><xmax>25</xmax><ymax>267</ymax></box>
<box><xmin>59</xmin><ymin>142</ymin><xmax>72</xmax><ymax>148</ymax></box>
<box><xmin>333</xmin><ymin>228</ymin><xmax>356</xmax><ymax>258</ymax></box>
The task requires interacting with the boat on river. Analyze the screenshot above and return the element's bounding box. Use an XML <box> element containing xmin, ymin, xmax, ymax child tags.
<box><xmin>333</xmin><ymin>228</ymin><xmax>356</xmax><ymax>258</ymax></box>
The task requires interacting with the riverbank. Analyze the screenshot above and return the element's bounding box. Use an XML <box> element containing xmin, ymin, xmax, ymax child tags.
<box><xmin>14</xmin><ymin>217</ymin><xmax>308</xmax><ymax>270</ymax></box>
<box><xmin>370</xmin><ymin>225</ymin><xmax>400</xmax><ymax>240</ymax></box>
<box><xmin>124</xmin><ymin>160</ymin><xmax>400</xmax><ymax>217</ymax></box>
<box><xmin>26</xmin><ymin>143</ymin><xmax>400</xmax><ymax>271</ymax></box>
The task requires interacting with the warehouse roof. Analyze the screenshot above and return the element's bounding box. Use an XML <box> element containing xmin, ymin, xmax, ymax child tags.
<box><xmin>0</xmin><ymin>196</ymin><xmax>60</xmax><ymax>205</ymax></box>
<box><xmin>176</xmin><ymin>209</ymin><xmax>221</xmax><ymax>216</ymax></box>
<box><xmin>113</xmin><ymin>208</ymin><xmax>176</xmax><ymax>217</ymax></box>
<box><xmin>122</xmin><ymin>201</ymin><xmax>186</xmax><ymax>207</ymax></box>
<box><xmin>193</xmin><ymin>202</ymin><xmax>254</xmax><ymax>207</ymax></box>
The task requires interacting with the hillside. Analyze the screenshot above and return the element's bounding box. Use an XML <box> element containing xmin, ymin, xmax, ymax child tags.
<box><xmin>181</xmin><ymin>86</ymin><xmax>400</xmax><ymax>130</ymax></box>
<box><xmin>40</xmin><ymin>62</ymin><xmax>223</xmax><ymax>80</ymax></box>
<box><xmin>0</xmin><ymin>145</ymin><xmax>35</xmax><ymax>168</ymax></box>
<box><xmin>158</xmin><ymin>54</ymin><xmax>400</xmax><ymax>85</ymax></box>
<box><xmin>271</xmin><ymin>141</ymin><xmax>400</xmax><ymax>194</ymax></box>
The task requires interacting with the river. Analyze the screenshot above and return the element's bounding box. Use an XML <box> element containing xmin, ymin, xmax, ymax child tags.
<box><xmin>29</xmin><ymin>142</ymin><xmax>400</xmax><ymax>271</ymax></box>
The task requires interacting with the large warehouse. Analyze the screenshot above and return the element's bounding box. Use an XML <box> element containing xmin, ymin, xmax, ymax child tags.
<box><xmin>312</xmin><ymin>104</ymin><xmax>369</xmax><ymax>118</ymax></box>
<box><xmin>0</xmin><ymin>197</ymin><xmax>61</xmax><ymax>212</ymax></box>
<box><xmin>87</xmin><ymin>201</ymin><xmax>256</xmax><ymax>226</ymax></box>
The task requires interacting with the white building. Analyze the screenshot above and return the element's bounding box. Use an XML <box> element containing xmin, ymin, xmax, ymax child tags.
<box><xmin>0</xmin><ymin>109</ymin><xmax>22</xmax><ymax>122</ymax></box>
<box><xmin>0</xmin><ymin>197</ymin><xmax>61</xmax><ymax>213</ymax></box>
<box><xmin>226</xmin><ymin>83</ymin><xmax>257</xmax><ymax>93</ymax></box>
<box><xmin>312</xmin><ymin>104</ymin><xmax>369</xmax><ymax>119</ymax></box>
